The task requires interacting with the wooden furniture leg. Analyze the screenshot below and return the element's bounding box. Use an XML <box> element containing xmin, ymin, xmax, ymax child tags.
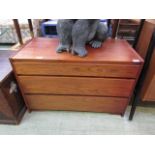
<box><xmin>112</xmin><ymin>19</ymin><xmax>120</xmax><ymax>38</ymax></box>
<box><xmin>13</xmin><ymin>19</ymin><xmax>23</xmax><ymax>45</ymax></box>
<box><xmin>28</xmin><ymin>19</ymin><xmax>34</xmax><ymax>38</ymax></box>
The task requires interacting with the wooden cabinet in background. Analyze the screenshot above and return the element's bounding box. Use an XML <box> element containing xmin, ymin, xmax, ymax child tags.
<box><xmin>136</xmin><ymin>20</ymin><xmax>155</xmax><ymax>59</ymax></box>
<box><xmin>0</xmin><ymin>51</ymin><xmax>26</xmax><ymax>124</ymax></box>
<box><xmin>140</xmin><ymin>48</ymin><xmax>155</xmax><ymax>101</ymax></box>
<box><xmin>135</xmin><ymin>20</ymin><xmax>155</xmax><ymax>102</ymax></box>
<box><xmin>10</xmin><ymin>38</ymin><xmax>143</xmax><ymax>115</ymax></box>
<box><xmin>129</xmin><ymin>20</ymin><xmax>155</xmax><ymax>120</ymax></box>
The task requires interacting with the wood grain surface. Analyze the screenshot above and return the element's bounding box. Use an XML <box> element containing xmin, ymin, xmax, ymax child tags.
<box><xmin>141</xmin><ymin>48</ymin><xmax>155</xmax><ymax>101</ymax></box>
<box><xmin>26</xmin><ymin>94</ymin><xmax>128</xmax><ymax>114</ymax></box>
<box><xmin>18</xmin><ymin>76</ymin><xmax>134</xmax><ymax>97</ymax></box>
<box><xmin>13</xmin><ymin>61</ymin><xmax>140</xmax><ymax>78</ymax></box>
<box><xmin>10</xmin><ymin>37</ymin><xmax>144</xmax><ymax>114</ymax></box>
<box><xmin>11</xmin><ymin>38</ymin><xmax>143</xmax><ymax>64</ymax></box>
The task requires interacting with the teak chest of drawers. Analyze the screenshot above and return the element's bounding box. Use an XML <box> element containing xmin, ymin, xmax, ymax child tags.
<box><xmin>10</xmin><ymin>38</ymin><xmax>143</xmax><ymax>115</ymax></box>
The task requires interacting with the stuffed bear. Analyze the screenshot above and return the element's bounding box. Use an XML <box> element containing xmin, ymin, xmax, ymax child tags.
<box><xmin>56</xmin><ymin>19</ymin><xmax>108</xmax><ymax>57</ymax></box>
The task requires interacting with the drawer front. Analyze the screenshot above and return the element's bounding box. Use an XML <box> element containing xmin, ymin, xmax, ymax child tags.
<box><xmin>19</xmin><ymin>76</ymin><xmax>135</xmax><ymax>97</ymax></box>
<box><xmin>13</xmin><ymin>61</ymin><xmax>140</xmax><ymax>78</ymax></box>
<box><xmin>26</xmin><ymin>95</ymin><xmax>128</xmax><ymax>114</ymax></box>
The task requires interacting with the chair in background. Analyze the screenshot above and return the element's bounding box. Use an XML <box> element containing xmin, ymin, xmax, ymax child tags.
<box><xmin>13</xmin><ymin>19</ymin><xmax>34</xmax><ymax>45</ymax></box>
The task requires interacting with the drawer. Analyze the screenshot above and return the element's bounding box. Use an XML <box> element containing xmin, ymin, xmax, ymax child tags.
<box><xmin>26</xmin><ymin>94</ymin><xmax>129</xmax><ymax>114</ymax></box>
<box><xmin>12</xmin><ymin>61</ymin><xmax>140</xmax><ymax>78</ymax></box>
<box><xmin>18</xmin><ymin>76</ymin><xmax>135</xmax><ymax>97</ymax></box>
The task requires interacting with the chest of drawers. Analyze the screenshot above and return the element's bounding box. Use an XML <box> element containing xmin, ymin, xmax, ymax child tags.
<box><xmin>10</xmin><ymin>38</ymin><xmax>143</xmax><ymax>115</ymax></box>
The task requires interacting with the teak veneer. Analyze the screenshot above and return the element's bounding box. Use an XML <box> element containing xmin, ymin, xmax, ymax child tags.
<box><xmin>10</xmin><ymin>37</ymin><xmax>143</xmax><ymax>115</ymax></box>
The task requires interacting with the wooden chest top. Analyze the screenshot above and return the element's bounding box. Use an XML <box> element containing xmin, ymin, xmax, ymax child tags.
<box><xmin>12</xmin><ymin>38</ymin><xmax>143</xmax><ymax>64</ymax></box>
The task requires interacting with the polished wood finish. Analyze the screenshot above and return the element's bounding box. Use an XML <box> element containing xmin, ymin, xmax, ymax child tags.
<box><xmin>136</xmin><ymin>20</ymin><xmax>155</xmax><ymax>59</ymax></box>
<box><xmin>0</xmin><ymin>51</ymin><xmax>26</xmax><ymax>124</ymax></box>
<box><xmin>136</xmin><ymin>20</ymin><xmax>155</xmax><ymax>101</ymax></box>
<box><xmin>140</xmin><ymin>48</ymin><xmax>155</xmax><ymax>101</ymax></box>
<box><xmin>18</xmin><ymin>76</ymin><xmax>134</xmax><ymax>97</ymax></box>
<box><xmin>11</xmin><ymin>38</ymin><xmax>143</xmax><ymax>115</ymax></box>
<box><xmin>26</xmin><ymin>95</ymin><xmax>128</xmax><ymax>114</ymax></box>
<box><xmin>13</xmin><ymin>61</ymin><xmax>140</xmax><ymax>78</ymax></box>
<box><xmin>0</xmin><ymin>56</ymin><xmax>12</xmax><ymax>83</ymax></box>
<box><xmin>11</xmin><ymin>38</ymin><xmax>143</xmax><ymax>63</ymax></box>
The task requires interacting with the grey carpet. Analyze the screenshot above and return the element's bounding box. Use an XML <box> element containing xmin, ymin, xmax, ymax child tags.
<box><xmin>0</xmin><ymin>106</ymin><xmax>155</xmax><ymax>135</ymax></box>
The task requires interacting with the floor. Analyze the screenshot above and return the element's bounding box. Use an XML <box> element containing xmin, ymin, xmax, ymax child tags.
<box><xmin>0</xmin><ymin>106</ymin><xmax>155</xmax><ymax>135</ymax></box>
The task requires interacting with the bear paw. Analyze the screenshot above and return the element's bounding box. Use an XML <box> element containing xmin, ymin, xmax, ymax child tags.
<box><xmin>56</xmin><ymin>44</ymin><xmax>70</xmax><ymax>53</ymax></box>
<box><xmin>71</xmin><ymin>47</ymin><xmax>88</xmax><ymax>57</ymax></box>
<box><xmin>89</xmin><ymin>40</ymin><xmax>102</xmax><ymax>48</ymax></box>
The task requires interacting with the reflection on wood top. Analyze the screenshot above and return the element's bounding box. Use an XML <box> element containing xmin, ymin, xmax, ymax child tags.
<box><xmin>146</xmin><ymin>19</ymin><xmax>155</xmax><ymax>25</ymax></box>
<box><xmin>0</xmin><ymin>51</ymin><xmax>17</xmax><ymax>84</ymax></box>
<box><xmin>11</xmin><ymin>37</ymin><xmax>143</xmax><ymax>64</ymax></box>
